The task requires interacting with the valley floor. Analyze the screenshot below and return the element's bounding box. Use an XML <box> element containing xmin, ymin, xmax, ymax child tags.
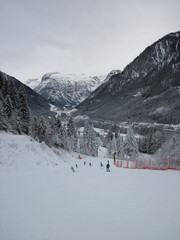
<box><xmin>0</xmin><ymin>132</ymin><xmax>180</xmax><ymax>240</ymax></box>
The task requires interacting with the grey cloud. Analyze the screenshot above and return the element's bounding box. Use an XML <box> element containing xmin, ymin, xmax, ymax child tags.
<box><xmin>0</xmin><ymin>0</ymin><xmax>180</xmax><ymax>82</ymax></box>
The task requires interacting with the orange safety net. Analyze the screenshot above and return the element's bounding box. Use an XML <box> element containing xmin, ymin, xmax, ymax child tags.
<box><xmin>115</xmin><ymin>158</ymin><xmax>180</xmax><ymax>171</ymax></box>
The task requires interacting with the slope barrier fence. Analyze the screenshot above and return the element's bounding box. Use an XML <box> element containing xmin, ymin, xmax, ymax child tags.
<box><xmin>114</xmin><ymin>157</ymin><xmax>180</xmax><ymax>171</ymax></box>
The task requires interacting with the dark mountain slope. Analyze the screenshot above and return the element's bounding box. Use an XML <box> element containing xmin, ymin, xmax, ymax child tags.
<box><xmin>74</xmin><ymin>31</ymin><xmax>180</xmax><ymax>124</ymax></box>
<box><xmin>5</xmin><ymin>73</ymin><xmax>55</xmax><ymax>117</ymax></box>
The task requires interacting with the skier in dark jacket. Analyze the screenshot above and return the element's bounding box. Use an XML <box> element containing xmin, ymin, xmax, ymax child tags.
<box><xmin>106</xmin><ymin>161</ymin><xmax>110</xmax><ymax>172</ymax></box>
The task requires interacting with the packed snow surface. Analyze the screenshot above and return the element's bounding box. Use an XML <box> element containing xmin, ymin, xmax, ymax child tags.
<box><xmin>0</xmin><ymin>132</ymin><xmax>180</xmax><ymax>240</ymax></box>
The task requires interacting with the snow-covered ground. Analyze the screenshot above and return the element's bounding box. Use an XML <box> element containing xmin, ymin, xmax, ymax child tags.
<box><xmin>49</xmin><ymin>104</ymin><xmax>78</xmax><ymax>118</ymax></box>
<box><xmin>0</xmin><ymin>132</ymin><xmax>180</xmax><ymax>240</ymax></box>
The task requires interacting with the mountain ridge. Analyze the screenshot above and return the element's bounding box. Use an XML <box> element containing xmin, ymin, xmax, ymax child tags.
<box><xmin>74</xmin><ymin>31</ymin><xmax>180</xmax><ymax>124</ymax></box>
<box><xmin>26</xmin><ymin>72</ymin><xmax>107</xmax><ymax>108</ymax></box>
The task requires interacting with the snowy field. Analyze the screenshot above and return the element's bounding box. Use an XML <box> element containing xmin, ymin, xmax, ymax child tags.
<box><xmin>0</xmin><ymin>132</ymin><xmax>180</xmax><ymax>240</ymax></box>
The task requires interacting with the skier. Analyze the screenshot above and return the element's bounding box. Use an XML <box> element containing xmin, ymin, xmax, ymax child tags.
<box><xmin>84</xmin><ymin>161</ymin><xmax>86</xmax><ymax>165</ymax></box>
<box><xmin>71</xmin><ymin>166</ymin><xmax>75</xmax><ymax>172</ymax></box>
<box><xmin>100</xmin><ymin>162</ymin><xmax>103</xmax><ymax>167</ymax></box>
<box><xmin>106</xmin><ymin>161</ymin><xmax>110</xmax><ymax>172</ymax></box>
<box><xmin>113</xmin><ymin>152</ymin><xmax>116</xmax><ymax>163</ymax></box>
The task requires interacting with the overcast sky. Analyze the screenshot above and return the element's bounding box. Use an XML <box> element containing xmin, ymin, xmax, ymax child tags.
<box><xmin>0</xmin><ymin>0</ymin><xmax>180</xmax><ymax>82</ymax></box>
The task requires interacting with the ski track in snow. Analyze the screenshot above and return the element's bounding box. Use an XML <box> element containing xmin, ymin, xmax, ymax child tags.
<box><xmin>0</xmin><ymin>132</ymin><xmax>180</xmax><ymax>240</ymax></box>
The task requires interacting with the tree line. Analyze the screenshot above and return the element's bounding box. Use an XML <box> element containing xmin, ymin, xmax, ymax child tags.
<box><xmin>102</xmin><ymin>127</ymin><xmax>139</xmax><ymax>160</ymax></box>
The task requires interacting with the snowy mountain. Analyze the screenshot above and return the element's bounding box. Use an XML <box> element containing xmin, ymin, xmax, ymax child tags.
<box><xmin>102</xmin><ymin>69</ymin><xmax>121</xmax><ymax>83</ymax></box>
<box><xmin>75</xmin><ymin>31</ymin><xmax>180</xmax><ymax>124</ymax></box>
<box><xmin>25</xmin><ymin>78</ymin><xmax>41</xmax><ymax>89</ymax></box>
<box><xmin>27</xmin><ymin>72</ymin><xmax>106</xmax><ymax>108</ymax></box>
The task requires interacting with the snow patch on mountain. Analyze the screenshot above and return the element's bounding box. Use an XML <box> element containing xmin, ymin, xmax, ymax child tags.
<box><xmin>41</xmin><ymin>72</ymin><xmax>105</xmax><ymax>85</ymax></box>
<box><xmin>133</xmin><ymin>91</ymin><xmax>142</xmax><ymax>97</ymax></box>
<box><xmin>49</xmin><ymin>103</ymin><xmax>77</xmax><ymax>118</ymax></box>
<box><xmin>25</xmin><ymin>78</ymin><xmax>41</xmax><ymax>89</ymax></box>
<box><xmin>152</xmin><ymin>107</ymin><xmax>168</xmax><ymax>114</ymax></box>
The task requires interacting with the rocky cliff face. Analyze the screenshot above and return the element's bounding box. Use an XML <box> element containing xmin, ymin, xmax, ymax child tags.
<box><xmin>113</xmin><ymin>31</ymin><xmax>180</xmax><ymax>95</ymax></box>
<box><xmin>75</xmin><ymin>31</ymin><xmax>180</xmax><ymax>124</ymax></box>
<box><xmin>29</xmin><ymin>72</ymin><xmax>106</xmax><ymax>108</ymax></box>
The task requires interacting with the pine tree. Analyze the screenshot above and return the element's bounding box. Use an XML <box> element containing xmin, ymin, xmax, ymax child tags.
<box><xmin>88</xmin><ymin>125</ymin><xmax>98</xmax><ymax>157</ymax></box>
<box><xmin>79</xmin><ymin>121</ymin><xmax>98</xmax><ymax>156</ymax></box>
<box><xmin>104</xmin><ymin>130</ymin><xmax>113</xmax><ymax>147</ymax></box>
<box><xmin>0</xmin><ymin>71</ymin><xmax>5</xmax><ymax>90</ymax></box>
<box><xmin>156</xmin><ymin>134</ymin><xmax>180</xmax><ymax>167</ymax></box>
<box><xmin>112</xmin><ymin>134</ymin><xmax>117</xmax><ymax>153</ymax></box>
<box><xmin>147</xmin><ymin>131</ymin><xmax>162</xmax><ymax>154</ymax></box>
<box><xmin>1</xmin><ymin>76</ymin><xmax>9</xmax><ymax>99</ymax></box>
<box><xmin>124</xmin><ymin>127</ymin><xmax>139</xmax><ymax>160</ymax></box>
<box><xmin>67</xmin><ymin>117</ymin><xmax>75</xmax><ymax>136</ymax></box>
<box><xmin>0</xmin><ymin>91</ymin><xmax>9</xmax><ymax>131</ymax></box>
<box><xmin>107</xmin><ymin>140</ymin><xmax>113</xmax><ymax>157</ymax></box>
<box><xmin>4</xmin><ymin>95</ymin><xmax>13</xmax><ymax>119</ymax></box>
<box><xmin>47</xmin><ymin>117</ymin><xmax>55</xmax><ymax>145</ymax></box>
<box><xmin>67</xmin><ymin>117</ymin><xmax>77</xmax><ymax>151</ymax></box>
<box><xmin>53</xmin><ymin>116</ymin><xmax>62</xmax><ymax>147</ymax></box>
<box><xmin>59</xmin><ymin>124</ymin><xmax>68</xmax><ymax>150</ymax></box>
<box><xmin>116</xmin><ymin>131</ymin><xmax>124</xmax><ymax>159</ymax></box>
<box><xmin>9</xmin><ymin>111</ymin><xmax>21</xmax><ymax>134</ymax></box>
<box><xmin>54</xmin><ymin>116</ymin><xmax>64</xmax><ymax>148</ymax></box>
<box><xmin>80</xmin><ymin>120</ymin><xmax>90</xmax><ymax>155</ymax></box>
<box><xmin>18</xmin><ymin>85</ymin><xmax>30</xmax><ymax>134</ymax></box>
<box><xmin>0</xmin><ymin>90</ymin><xmax>4</xmax><ymax>102</ymax></box>
<box><xmin>37</xmin><ymin>116</ymin><xmax>47</xmax><ymax>142</ymax></box>
<box><xmin>139</xmin><ymin>137</ymin><xmax>148</xmax><ymax>153</ymax></box>
<box><xmin>0</xmin><ymin>101</ymin><xmax>8</xmax><ymax>131</ymax></box>
<box><xmin>107</xmin><ymin>134</ymin><xmax>117</xmax><ymax>158</ymax></box>
<box><xmin>8</xmin><ymin>80</ymin><xmax>19</xmax><ymax>108</ymax></box>
<box><xmin>46</xmin><ymin>116</ymin><xmax>63</xmax><ymax>147</ymax></box>
<box><xmin>73</xmin><ymin>129</ymin><xmax>78</xmax><ymax>152</ymax></box>
<box><xmin>7</xmin><ymin>80</ymin><xmax>21</xmax><ymax>134</ymax></box>
<box><xmin>31</xmin><ymin>116</ymin><xmax>40</xmax><ymax>140</ymax></box>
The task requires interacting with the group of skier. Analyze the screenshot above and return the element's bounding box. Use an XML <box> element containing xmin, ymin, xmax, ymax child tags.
<box><xmin>73</xmin><ymin>152</ymin><xmax>116</xmax><ymax>173</ymax></box>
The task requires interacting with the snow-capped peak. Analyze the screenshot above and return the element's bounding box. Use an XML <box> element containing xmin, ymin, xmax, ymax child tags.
<box><xmin>25</xmin><ymin>78</ymin><xmax>41</xmax><ymax>89</ymax></box>
<box><xmin>41</xmin><ymin>72</ymin><xmax>105</xmax><ymax>85</ymax></box>
<box><xmin>29</xmin><ymin>72</ymin><xmax>106</xmax><ymax>108</ymax></box>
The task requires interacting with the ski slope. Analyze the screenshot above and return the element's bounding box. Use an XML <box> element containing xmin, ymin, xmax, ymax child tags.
<box><xmin>0</xmin><ymin>132</ymin><xmax>180</xmax><ymax>240</ymax></box>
